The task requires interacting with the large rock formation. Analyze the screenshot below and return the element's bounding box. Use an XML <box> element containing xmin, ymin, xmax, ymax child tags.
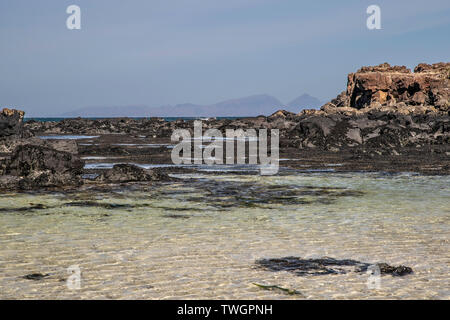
<box><xmin>287</xmin><ymin>62</ymin><xmax>450</xmax><ymax>152</ymax></box>
<box><xmin>323</xmin><ymin>62</ymin><xmax>449</xmax><ymax>111</ymax></box>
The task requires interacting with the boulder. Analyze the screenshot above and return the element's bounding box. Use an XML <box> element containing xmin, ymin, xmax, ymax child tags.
<box><xmin>4</xmin><ymin>144</ymin><xmax>84</xmax><ymax>177</ymax></box>
<box><xmin>0</xmin><ymin>144</ymin><xmax>84</xmax><ymax>190</ymax></box>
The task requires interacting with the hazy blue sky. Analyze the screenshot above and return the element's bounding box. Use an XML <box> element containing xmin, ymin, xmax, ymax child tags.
<box><xmin>1</xmin><ymin>0</ymin><xmax>449</xmax><ymax>116</ymax></box>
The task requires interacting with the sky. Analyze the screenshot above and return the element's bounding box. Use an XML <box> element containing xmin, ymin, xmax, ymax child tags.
<box><xmin>0</xmin><ymin>0</ymin><xmax>449</xmax><ymax>116</ymax></box>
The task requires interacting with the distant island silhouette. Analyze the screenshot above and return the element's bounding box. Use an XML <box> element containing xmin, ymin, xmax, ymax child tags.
<box><xmin>58</xmin><ymin>94</ymin><xmax>322</xmax><ymax>118</ymax></box>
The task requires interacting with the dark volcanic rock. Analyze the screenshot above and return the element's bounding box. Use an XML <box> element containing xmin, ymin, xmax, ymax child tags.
<box><xmin>24</xmin><ymin>117</ymin><xmax>176</xmax><ymax>137</ymax></box>
<box><xmin>15</xmin><ymin>62</ymin><xmax>449</xmax><ymax>176</ymax></box>
<box><xmin>1</xmin><ymin>144</ymin><xmax>84</xmax><ymax>190</ymax></box>
<box><xmin>97</xmin><ymin>164</ymin><xmax>170</xmax><ymax>183</ymax></box>
<box><xmin>5</xmin><ymin>144</ymin><xmax>84</xmax><ymax>176</ymax></box>
<box><xmin>288</xmin><ymin>110</ymin><xmax>450</xmax><ymax>152</ymax></box>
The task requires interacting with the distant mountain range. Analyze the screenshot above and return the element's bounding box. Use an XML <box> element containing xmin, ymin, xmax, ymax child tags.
<box><xmin>59</xmin><ymin>94</ymin><xmax>322</xmax><ymax>117</ymax></box>
<box><xmin>286</xmin><ymin>94</ymin><xmax>322</xmax><ymax>111</ymax></box>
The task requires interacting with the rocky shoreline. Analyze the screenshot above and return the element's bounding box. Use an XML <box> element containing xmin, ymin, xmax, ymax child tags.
<box><xmin>1</xmin><ymin>62</ymin><xmax>449</xmax><ymax>191</ymax></box>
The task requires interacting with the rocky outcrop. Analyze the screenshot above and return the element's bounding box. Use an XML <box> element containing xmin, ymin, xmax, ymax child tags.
<box><xmin>0</xmin><ymin>144</ymin><xmax>84</xmax><ymax>190</ymax></box>
<box><xmin>4</xmin><ymin>144</ymin><xmax>84</xmax><ymax>176</ymax></box>
<box><xmin>0</xmin><ymin>108</ymin><xmax>25</xmax><ymax>138</ymax></box>
<box><xmin>24</xmin><ymin>117</ymin><xmax>171</xmax><ymax>136</ymax></box>
<box><xmin>0</xmin><ymin>108</ymin><xmax>87</xmax><ymax>190</ymax></box>
<box><xmin>322</xmin><ymin>62</ymin><xmax>449</xmax><ymax>111</ymax></box>
<box><xmin>286</xmin><ymin>62</ymin><xmax>450</xmax><ymax>152</ymax></box>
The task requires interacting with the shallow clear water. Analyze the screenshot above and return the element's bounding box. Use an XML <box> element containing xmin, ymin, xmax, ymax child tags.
<box><xmin>0</xmin><ymin>172</ymin><xmax>448</xmax><ymax>299</ymax></box>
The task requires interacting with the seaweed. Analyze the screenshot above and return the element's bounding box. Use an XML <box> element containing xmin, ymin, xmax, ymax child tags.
<box><xmin>22</xmin><ymin>273</ymin><xmax>50</xmax><ymax>281</ymax></box>
<box><xmin>255</xmin><ymin>256</ymin><xmax>413</xmax><ymax>277</ymax></box>
<box><xmin>252</xmin><ymin>283</ymin><xmax>304</xmax><ymax>296</ymax></box>
<box><xmin>162</xmin><ymin>214</ymin><xmax>192</xmax><ymax>219</ymax></box>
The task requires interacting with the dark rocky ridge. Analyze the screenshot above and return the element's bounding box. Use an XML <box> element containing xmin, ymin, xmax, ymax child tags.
<box><xmin>23</xmin><ymin>63</ymin><xmax>449</xmax><ymax>164</ymax></box>
<box><xmin>23</xmin><ymin>64</ymin><xmax>449</xmax><ymax>152</ymax></box>
<box><xmin>1</xmin><ymin>62</ymin><xmax>450</xmax><ymax>191</ymax></box>
<box><xmin>0</xmin><ymin>109</ymin><xmax>174</xmax><ymax>191</ymax></box>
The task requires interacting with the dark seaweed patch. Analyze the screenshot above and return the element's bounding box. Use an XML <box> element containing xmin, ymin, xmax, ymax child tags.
<box><xmin>22</xmin><ymin>273</ymin><xmax>50</xmax><ymax>281</ymax></box>
<box><xmin>255</xmin><ymin>256</ymin><xmax>413</xmax><ymax>277</ymax></box>
<box><xmin>0</xmin><ymin>203</ymin><xmax>48</xmax><ymax>213</ymax></box>
<box><xmin>165</xmin><ymin>179</ymin><xmax>365</xmax><ymax>209</ymax></box>
<box><xmin>64</xmin><ymin>201</ymin><xmax>134</xmax><ymax>209</ymax></box>
<box><xmin>151</xmin><ymin>206</ymin><xmax>200</xmax><ymax>211</ymax></box>
<box><xmin>253</xmin><ymin>283</ymin><xmax>304</xmax><ymax>296</ymax></box>
<box><xmin>162</xmin><ymin>214</ymin><xmax>192</xmax><ymax>219</ymax></box>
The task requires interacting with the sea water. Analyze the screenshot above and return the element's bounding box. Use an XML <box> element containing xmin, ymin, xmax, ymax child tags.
<box><xmin>0</xmin><ymin>171</ymin><xmax>448</xmax><ymax>299</ymax></box>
